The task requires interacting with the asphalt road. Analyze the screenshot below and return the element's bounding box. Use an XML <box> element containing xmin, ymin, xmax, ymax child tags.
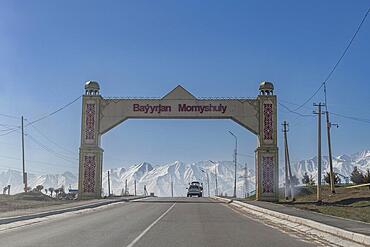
<box><xmin>0</xmin><ymin>197</ymin><xmax>320</xmax><ymax>247</ymax></box>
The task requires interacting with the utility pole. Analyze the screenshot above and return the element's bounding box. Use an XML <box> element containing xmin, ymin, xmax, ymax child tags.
<box><xmin>107</xmin><ymin>170</ymin><xmax>111</xmax><ymax>197</ymax></box>
<box><xmin>314</xmin><ymin>103</ymin><xmax>325</xmax><ymax>203</ymax></box>
<box><xmin>283</xmin><ymin>121</ymin><xmax>295</xmax><ymax>201</ymax></box>
<box><xmin>244</xmin><ymin>162</ymin><xmax>248</xmax><ymax>198</ymax></box>
<box><xmin>215</xmin><ymin>165</ymin><xmax>218</xmax><ymax>196</ymax></box>
<box><xmin>171</xmin><ymin>179</ymin><xmax>173</xmax><ymax>197</ymax></box>
<box><xmin>125</xmin><ymin>179</ymin><xmax>128</xmax><ymax>196</ymax></box>
<box><xmin>134</xmin><ymin>180</ymin><xmax>137</xmax><ymax>196</ymax></box>
<box><xmin>282</xmin><ymin>121</ymin><xmax>295</xmax><ymax>201</ymax></box>
<box><xmin>326</xmin><ymin>111</ymin><xmax>338</xmax><ymax>194</ymax></box>
<box><xmin>206</xmin><ymin>172</ymin><xmax>210</xmax><ymax>197</ymax></box>
<box><xmin>228</xmin><ymin>131</ymin><xmax>238</xmax><ymax>198</ymax></box>
<box><xmin>234</xmin><ymin>141</ymin><xmax>237</xmax><ymax>198</ymax></box>
<box><xmin>209</xmin><ymin>160</ymin><xmax>218</xmax><ymax>196</ymax></box>
<box><xmin>144</xmin><ymin>185</ymin><xmax>148</xmax><ymax>196</ymax></box>
<box><xmin>287</xmin><ymin>144</ymin><xmax>295</xmax><ymax>201</ymax></box>
<box><xmin>21</xmin><ymin>116</ymin><xmax>27</xmax><ymax>192</ymax></box>
<box><xmin>282</xmin><ymin>121</ymin><xmax>290</xmax><ymax>200</ymax></box>
<box><xmin>200</xmin><ymin>169</ymin><xmax>210</xmax><ymax>197</ymax></box>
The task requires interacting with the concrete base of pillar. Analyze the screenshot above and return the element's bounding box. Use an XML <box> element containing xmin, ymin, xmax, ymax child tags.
<box><xmin>79</xmin><ymin>192</ymin><xmax>101</xmax><ymax>200</ymax></box>
<box><xmin>256</xmin><ymin>194</ymin><xmax>279</xmax><ymax>202</ymax></box>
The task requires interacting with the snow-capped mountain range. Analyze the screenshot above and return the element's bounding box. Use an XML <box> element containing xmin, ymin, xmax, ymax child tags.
<box><xmin>1</xmin><ymin>150</ymin><xmax>369</xmax><ymax>197</ymax></box>
<box><xmin>291</xmin><ymin>150</ymin><xmax>370</xmax><ymax>183</ymax></box>
<box><xmin>102</xmin><ymin>161</ymin><xmax>255</xmax><ymax>197</ymax></box>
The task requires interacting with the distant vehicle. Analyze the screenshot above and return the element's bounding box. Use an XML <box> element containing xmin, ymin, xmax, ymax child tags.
<box><xmin>191</xmin><ymin>181</ymin><xmax>201</xmax><ymax>186</ymax></box>
<box><xmin>187</xmin><ymin>181</ymin><xmax>203</xmax><ymax>197</ymax></box>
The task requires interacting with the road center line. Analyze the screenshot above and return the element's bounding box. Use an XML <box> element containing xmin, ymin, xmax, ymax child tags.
<box><xmin>126</xmin><ymin>203</ymin><xmax>176</xmax><ymax>247</ymax></box>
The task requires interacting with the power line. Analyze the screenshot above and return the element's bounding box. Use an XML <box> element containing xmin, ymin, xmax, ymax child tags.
<box><xmin>0</xmin><ymin>128</ymin><xmax>20</xmax><ymax>137</ymax></box>
<box><xmin>237</xmin><ymin>153</ymin><xmax>255</xmax><ymax>158</ymax></box>
<box><xmin>0</xmin><ymin>164</ymin><xmax>47</xmax><ymax>174</ymax></box>
<box><xmin>0</xmin><ymin>120</ymin><xmax>21</xmax><ymax>136</ymax></box>
<box><xmin>279</xmin><ymin>102</ymin><xmax>313</xmax><ymax>117</ymax></box>
<box><xmin>0</xmin><ymin>95</ymin><xmax>81</xmax><ymax>138</ymax></box>
<box><xmin>294</xmin><ymin>84</ymin><xmax>325</xmax><ymax>112</ymax></box>
<box><xmin>0</xmin><ymin>127</ymin><xmax>18</xmax><ymax>132</ymax></box>
<box><xmin>323</xmin><ymin>83</ymin><xmax>328</xmax><ymax>112</ymax></box>
<box><xmin>0</xmin><ymin>123</ymin><xmax>20</xmax><ymax>128</ymax></box>
<box><xmin>280</xmin><ymin>99</ymin><xmax>370</xmax><ymax>125</ymax></box>
<box><xmin>26</xmin><ymin>96</ymin><xmax>81</xmax><ymax>126</ymax></box>
<box><xmin>26</xmin><ymin>120</ymin><xmax>77</xmax><ymax>156</ymax></box>
<box><xmin>330</xmin><ymin>112</ymin><xmax>370</xmax><ymax>124</ymax></box>
<box><xmin>294</xmin><ymin>8</ymin><xmax>370</xmax><ymax>111</ymax></box>
<box><xmin>0</xmin><ymin>154</ymin><xmax>76</xmax><ymax>170</ymax></box>
<box><xmin>0</xmin><ymin>113</ymin><xmax>19</xmax><ymax>119</ymax></box>
<box><xmin>279</xmin><ymin>100</ymin><xmax>315</xmax><ymax>126</ymax></box>
<box><xmin>27</xmin><ymin>134</ymin><xmax>78</xmax><ymax>163</ymax></box>
<box><xmin>0</xmin><ymin>119</ymin><xmax>20</xmax><ymax>133</ymax></box>
<box><xmin>0</xmin><ymin>138</ymin><xmax>74</xmax><ymax>154</ymax></box>
<box><xmin>323</xmin><ymin>7</ymin><xmax>369</xmax><ymax>87</ymax></box>
<box><xmin>26</xmin><ymin>133</ymin><xmax>78</xmax><ymax>164</ymax></box>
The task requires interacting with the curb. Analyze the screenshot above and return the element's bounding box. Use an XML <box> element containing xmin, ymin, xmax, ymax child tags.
<box><xmin>0</xmin><ymin>196</ymin><xmax>148</xmax><ymax>225</ymax></box>
<box><xmin>213</xmin><ymin>196</ymin><xmax>370</xmax><ymax>246</ymax></box>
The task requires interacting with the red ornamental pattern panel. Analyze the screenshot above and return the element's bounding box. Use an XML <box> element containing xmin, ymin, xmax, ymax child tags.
<box><xmin>85</xmin><ymin>103</ymin><xmax>96</xmax><ymax>140</ymax></box>
<box><xmin>262</xmin><ymin>156</ymin><xmax>274</xmax><ymax>193</ymax></box>
<box><xmin>83</xmin><ymin>155</ymin><xmax>96</xmax><ymax>193</ymax></box>
<box><xmin>263</xmin><ymin>103</ymin><xmax>273</xmax><ymax>140</ymax></box>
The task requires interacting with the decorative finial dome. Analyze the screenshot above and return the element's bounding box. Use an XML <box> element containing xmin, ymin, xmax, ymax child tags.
<box><xmin>259</xmin><ymin>81</ymin><xmax>274</xmax><ymax>95</ymax></box>
<box><xmin>84</xmin><ymin>81</ymin><xmax>100</xmax><ymax>95</ymax></box>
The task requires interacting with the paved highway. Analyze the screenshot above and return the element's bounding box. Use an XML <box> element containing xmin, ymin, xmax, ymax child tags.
<box><xmin>0</xmin><ymin>197</ymin><xmax>323</xmax><ymax>247</ymax></box>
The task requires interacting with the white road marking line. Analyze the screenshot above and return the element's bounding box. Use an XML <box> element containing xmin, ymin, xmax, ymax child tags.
<box><xmin>126</xmin><ymin>203</ymin><xmax>176</xmax><ymax>247</ymax></box>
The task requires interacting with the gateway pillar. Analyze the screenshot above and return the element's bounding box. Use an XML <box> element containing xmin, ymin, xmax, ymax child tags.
<box><xmin>255</xmin><ymin>82</ymin><xmax>279</xmax><ymax>201</ymax></box>
<box><xmin>78</xmin><ymin>81</ymin><xmax>103</xmax><ymax>199</ymax></box>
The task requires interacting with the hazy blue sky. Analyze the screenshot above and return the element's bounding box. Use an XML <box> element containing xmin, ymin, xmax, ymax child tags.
<box><xmin>0</xmin><ymin>1</ymin><xmax>369</xmax><ymax>175</ymax></box>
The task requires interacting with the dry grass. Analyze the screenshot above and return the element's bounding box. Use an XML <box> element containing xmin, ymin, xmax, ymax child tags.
<box><xmin>280</xmin><ymin>185</ymin><xmax>370</xmax><ymax>223</ymax></box>
<box><xmin>0</xmin><ymin>191</ymin><xmax>72</xmax><ymax>212</ymax></box>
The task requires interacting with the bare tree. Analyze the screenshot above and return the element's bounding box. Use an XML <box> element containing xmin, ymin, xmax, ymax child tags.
<box><xmin>55</xmin><ymin>186</ymin><xmax>66</xmax><ymax>199</ymax></box>
<box><xmin>364</xmin><ymin>169</ymin><xmax>370</xmax><ymax>189</ymax></box>
<box><xmin>302</xmin><ymin>173</ymin><xmax>310</xmax><ymax>185</ymax></box>
<box><xmin>54</xmin><ymin>188</ymin><xmax>60</xmax><ymax>197</ymax></box>
<box><xmin>351</xmin><ymin>167</ymin><xmax>365</xmax><ymax>184</ymax></box>
<box><xmin>49</xmin><ymin>187</ymin><xmax>54</xmax><ymax>197</ymax></box>
<box><xmin>35</xmin><ymin>185</ymin><xmax>44</xmax><ymax>192</ymax></box>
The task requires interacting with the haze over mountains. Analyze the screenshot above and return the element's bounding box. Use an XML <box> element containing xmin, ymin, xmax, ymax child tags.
<box><xmin>1</xmin><ymin>150</ymin><xmax>369</xmax><ymax>196</ymax></box>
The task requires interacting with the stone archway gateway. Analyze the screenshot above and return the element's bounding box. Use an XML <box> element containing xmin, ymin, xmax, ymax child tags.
<box><xmin>79</xmin><ymin>81</ymin><xmax>278</xmax><ymax>201</ymax></box>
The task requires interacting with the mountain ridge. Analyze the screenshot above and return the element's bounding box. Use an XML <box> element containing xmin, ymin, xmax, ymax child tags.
<box><xmin>0</xmin><ymin>150</ymin><xmax>369</xmax><ymax>196</ymax></box>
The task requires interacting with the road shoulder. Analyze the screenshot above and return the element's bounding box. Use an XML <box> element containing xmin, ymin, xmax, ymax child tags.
<box><xmin>213</xmin><ymin>196</ymin><xmax>370</xmax><ymax>247</ymax></box>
